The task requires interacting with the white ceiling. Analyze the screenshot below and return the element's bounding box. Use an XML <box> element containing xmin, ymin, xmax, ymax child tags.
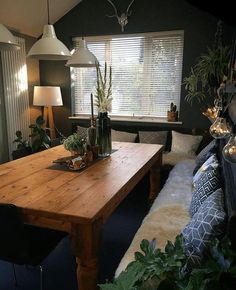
<box><xmin>0</xmin><ymin>0</ymin><xmax>82</xmax><ymax>37</ymax></box>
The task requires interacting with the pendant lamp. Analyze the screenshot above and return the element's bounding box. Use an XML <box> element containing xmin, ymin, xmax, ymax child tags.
<box><xmin>27</xmin><ymin>0</ymin><xmax>70</xmax><ymax>60</ymax></box>
<box><xmin>65</xmin><ymin>38</ymin><xmax>98</xmax><ymax>67</ymax></box>
<box><xmin>0</xmin><ymin>23</ymin><xmax>20</xmax><ymax>51</ymax></box>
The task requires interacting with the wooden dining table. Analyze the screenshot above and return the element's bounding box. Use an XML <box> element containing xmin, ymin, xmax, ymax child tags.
<box><xmin>0</xmin><ymin>141</ymin><xmax>163</xmax><ymax>290</ymax></box>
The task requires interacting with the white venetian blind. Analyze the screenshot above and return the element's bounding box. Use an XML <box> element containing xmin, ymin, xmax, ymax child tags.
<box><xmin>71</xmin><ymin>31</ymin><xmax>184</xmax><ymax>118</ymax></box>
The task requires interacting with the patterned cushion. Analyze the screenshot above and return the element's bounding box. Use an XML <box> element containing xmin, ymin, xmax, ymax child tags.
<box><xmin>171</xmin><ymin>131</ymin><xmax>203</xmax><ymax>156</ymax></box>
<box><xmin>193</xmin><ymin>154</ymin><xmax>219</xmax><ymax>185</ymax></box>
<box><xmin>111</xmin><ymin>129</ymin><xmax>137</xmax><ymax>143</ymax></box>
<box><xmin>190</xmin><ymin>167</ymin><xmax>221</xmax><ymax>216</ymax></box>
<box><xmin>193</xmin><ymin>140</ymin><xmax>217</xmax><ymax>175</ymax></box>
<box><xmin>182</xmin><ymin>189</ymin><xmax>226</xmax><ymax>267</ymax></box>
<box><xmin>77</xmin><ymin>125</ymin><xmax>88</xmax><ymax>139</ymax></box>
<box><xmin>139</xmin><ymin>131</ymin><xmax>168</xmax><ymax>150</ymax></box>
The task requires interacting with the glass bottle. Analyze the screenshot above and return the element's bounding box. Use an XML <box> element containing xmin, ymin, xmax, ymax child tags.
<box><xmin>96</xmin><ymin>112</ymin><xmax>112</xmax><ymax>157</ymax></box>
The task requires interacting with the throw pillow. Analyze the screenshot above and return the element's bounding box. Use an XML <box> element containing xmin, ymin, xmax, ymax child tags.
<box><xmin>171</xmin><ymin>131</ymin><xmax>203</xmax><ymax>156</ymax></box>
<box><xmin>77</xmin><ymin>125</ymin><xmax>88</xmax><ymax>139</ymax></box>
<box><xmin>139</xmin><ymin>131</ymin><xmax>168</xmax><ymax>150</ymax></box>
<box><xmin>111</xmin><ymin>129</ymin><xmax>137</xmax><ymax>143</ymax></box>
<box><xmin>182</xmin><ymin>188</ymin><xmax>226</xmax><ymax>267</ymax></box>
<box><xmin>190</xmin><ymin>167</ymin><xmax>221</xmax><ymax>216</ymax></box>
<box><xmin>193</xmin><ymin>153</ymin><xmax>219</xmax><ymax>185</ymax></box>
<box><xmin>193</xmin><ymin>139</ymin><xmax>217</xmax><ymax>175</ymax></box>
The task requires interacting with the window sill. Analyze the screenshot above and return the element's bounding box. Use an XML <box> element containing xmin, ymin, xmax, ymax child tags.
<box><xmin>68</xmin><ymin>115</ymin><xmax>182</xmax><ymax>125</ymax></box>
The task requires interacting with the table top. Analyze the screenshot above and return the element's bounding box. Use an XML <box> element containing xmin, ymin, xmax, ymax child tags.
<box><xmin>0</xmin><ymin>142</ymin><xmax>162</xmax><ymax>224</ymax></box>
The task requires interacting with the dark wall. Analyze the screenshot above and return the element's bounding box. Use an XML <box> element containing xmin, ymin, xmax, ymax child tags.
<box><xmin>39</xmin><ymin>0</ymin><xmax>234</xmax><ymax>136</ymax></box>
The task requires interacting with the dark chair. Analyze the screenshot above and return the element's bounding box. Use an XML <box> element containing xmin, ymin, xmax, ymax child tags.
<box><xmin>0</xmin><ymin>203</ymin><xmax>68</xmax><ymax>290</ymax></box>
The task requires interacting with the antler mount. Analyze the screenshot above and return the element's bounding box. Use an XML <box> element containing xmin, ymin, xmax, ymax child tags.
<box><xmin>106</xmin><ymin>0</ymin><xmax>135</xmax><ymax>32</ymax></box>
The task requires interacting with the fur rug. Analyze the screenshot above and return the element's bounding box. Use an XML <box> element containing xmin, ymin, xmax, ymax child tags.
<box><xmin>115</xmin><ymin>204</ymin><xmax>190</xmax><ymax>276</ymax></box>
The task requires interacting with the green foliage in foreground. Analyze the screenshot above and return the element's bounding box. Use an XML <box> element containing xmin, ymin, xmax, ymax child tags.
<box><xmin>99</xmin><ymin>235</ymin><xmax>236</xmax><ymax>290</ymax></box>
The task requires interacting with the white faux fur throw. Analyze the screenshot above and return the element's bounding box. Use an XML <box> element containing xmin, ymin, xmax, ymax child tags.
<box><xmin>115</xmin><ymin>204</ymin><xmax>190</xmax><ymax>277</ymax></box>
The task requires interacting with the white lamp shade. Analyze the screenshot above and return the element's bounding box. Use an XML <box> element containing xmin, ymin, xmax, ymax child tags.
<box><xmin>0</xmin><ymin>23</ymin><xmax>20</xmax><ymax>51</ymax></box>
<box><xmin>33</xmin><ymin>86</ymin><xmax>63</xmax><ymax>106</ymax></box>
<box><xmin>65</xmin><ymin>39</ymin><xmax>98</xmax><ymax>67</ymax></box>
<box><xmin>28</xmin><ymin>25</ymin><xmax>71</xmax><ymax>60</ymax></box>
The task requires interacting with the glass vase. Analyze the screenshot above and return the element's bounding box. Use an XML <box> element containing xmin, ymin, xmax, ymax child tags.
<box><xmin>96</xmin><ymin>112</ymin><xmax>112</xmax><ymax>157</ymax></box>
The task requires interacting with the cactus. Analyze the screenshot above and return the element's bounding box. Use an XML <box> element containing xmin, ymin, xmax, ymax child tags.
<box><xmin>168</xmin><ymin>102</ymin><xmax>178</xmax><ymax>122</ymax></box>
<box><xmin>87</xmin><ymin>126</ymin><xmax>96</xmax><ymax>147</ymax></box>
<box><xmin>170</xmin><ymin>102</ymin><xmax>177</xmax><ymax>112</ymax></box>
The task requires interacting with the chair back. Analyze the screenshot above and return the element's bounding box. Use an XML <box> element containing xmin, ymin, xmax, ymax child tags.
<box><xmin>0</xmin><ymin>203</ymin><xmax>29</xmax><ymax>264</ymax></box>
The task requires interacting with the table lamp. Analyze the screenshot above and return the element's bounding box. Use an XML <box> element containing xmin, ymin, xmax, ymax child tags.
<box><xmin>33</xmin><ymin>86</ymin><xmax>63</xmax><ymax>139</ymax></box>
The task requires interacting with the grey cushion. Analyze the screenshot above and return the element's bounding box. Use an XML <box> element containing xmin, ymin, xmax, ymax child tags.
<box><xmin>77</xmin><ymin>125</ymin><xmax>88</xmax><ymax>139</ymax></box>
<box><xmin>111</xmin><ymin>129</ymin><xmax>137</xmax><ymax>142</ymax></box>
<box><xmin>182</xmin><ymin>189</ymin><xmax>226</xmax><ymax>267</ymax></box>
<box><xmin>190</xmin><ymin>167</ymin><xmax>221</xmax><ymax>216</ymax></box>
<box><xmin>77</xmin><ymin>126</ymin><xmax>138</xmax><ymax>143</ymax></box>
<box><xmin>139</xmin><ymin>131</ymin><xmax>168</xmax><ymax>150</ymax></box>
<box><xmin>193</xmin><ymin>140</ymin><xmax>216</xmax><ymax>175</ymax></box>
<box><xmin>171</xmin><ymin>131</ymin><xmax>203</xmax><ymax>156</ymax></box>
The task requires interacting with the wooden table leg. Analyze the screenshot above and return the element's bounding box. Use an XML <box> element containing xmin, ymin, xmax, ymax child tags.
<box><xmin>70</xmin><ymin>218</ymin><xmax>103</xmax><ymax>290</ymax></box>
<box><xmin>149</xmin><ymin>154</ymin><xmax>162</xmax><ymax>205</ymax></box>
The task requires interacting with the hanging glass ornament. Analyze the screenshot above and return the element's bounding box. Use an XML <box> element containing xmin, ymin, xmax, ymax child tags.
<box><xmin>223</xmin><ymin>134</ymin><xmax>236</xmax><ymax>163</ymax></box>
<box><xmin>209</xmin><ymin>117</ymin><xmax>231</xmax><ymax>139</ymax></box>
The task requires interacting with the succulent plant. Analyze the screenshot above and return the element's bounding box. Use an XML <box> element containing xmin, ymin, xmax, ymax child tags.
<box><xmin>63</xmin><ymin>133</ymin><xmax>86</xmax><ymax>155</ymax></box>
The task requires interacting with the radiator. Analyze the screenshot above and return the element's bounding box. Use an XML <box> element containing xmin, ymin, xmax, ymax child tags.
<box><xmin>1</xmin><ymin>36</ymin><xmax>30</xmax><ymax>159</ymax></box>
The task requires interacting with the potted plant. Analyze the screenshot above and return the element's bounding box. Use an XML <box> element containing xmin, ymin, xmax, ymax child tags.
<box><xmin>63</xmin><ymin>133</ymin><xmax>86</xmax><ymax>156</ymax></box>
<box><xmin>29</xmin><ymin>115</ymin><xmax>51</xmax><ymax>153</ymax></box>
<box><xmin>12</xmin><ymin>130</ymin><xmax>32</xmax><ymax>160</ymax></box>
<box><xmin>167</xmin><ymin>102</ymin><xmax>178</xmax><ymax>122</ymax></box>
<box><xmin>95</xmin><ymin>62</ymin><xmax>113</xmax><ymax>157</ymax></box>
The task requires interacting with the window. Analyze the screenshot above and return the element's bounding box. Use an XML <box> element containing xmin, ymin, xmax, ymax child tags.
<box><xmin>71</xmin><ymin>31</ymin><xmax>184</xmax><ymax>119</ymax></box>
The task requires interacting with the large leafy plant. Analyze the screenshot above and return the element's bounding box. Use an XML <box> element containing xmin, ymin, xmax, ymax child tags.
<box><xmin>99</xmin><ymin>235</ymin><xmax>236</xmax><ymax>290</ymax></box>
<box><xmin>29</xmin><ymin>116</ymin><xmax>51</xmax><ymax>153</ymax></box>
<box><xmin>183</xmin><ymin>22</ymin><xmax>230</xmax><ymax>106</ymax></box>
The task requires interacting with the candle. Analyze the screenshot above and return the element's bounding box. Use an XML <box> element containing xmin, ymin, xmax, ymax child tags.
<box><xmin>90</xmin><ymin>93</ymin><xmax>94</xmax><ymax>120</ymax></box>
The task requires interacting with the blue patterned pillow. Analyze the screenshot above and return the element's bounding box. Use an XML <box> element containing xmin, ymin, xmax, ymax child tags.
<box><xmin>193</xmin><ymin>140</ymin><xmax>216</xmax><ymax>175</ymax></box>
<box><xmin>190</xmin><ymin>167</ymin><xmax>221</xmax><ymax>216</ymax></box>
<box><xmin>182</xmin><ymin>189</ymin><xmax>226</xmax><ymax>268</ymax></box>
<box><xmin>193</xmin><ymin>153</ymin><xmax>219</xmax><ymax>186</ymax></box>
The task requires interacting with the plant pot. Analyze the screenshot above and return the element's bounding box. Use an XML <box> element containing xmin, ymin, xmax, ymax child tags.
<box><xmin>12</xmin><ymin>147</ymin><xmax>32</xmax><ymax>160</ymax></box>
<box><xmin>167</xmin><ymin>111</ymin><xmax>178</xmax><ymax>122</ymax></box>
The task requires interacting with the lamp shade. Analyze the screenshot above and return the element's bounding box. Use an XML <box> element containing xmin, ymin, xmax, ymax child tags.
<box><xmin>0</xmin><ymin>23</ymin><xmax>20</xmax><ymax>51</ymax></box>
<box><xmin>33</xmin><ymin>86</ymin><xmax>63</xmax><ymax>106</ymax></box>
<box><xmin>66</xmin><ymin>39</ymin><xmax>98</xmax><ymax>67</ymax></box>
<box><xmin>28</xmin><ymin>25</ymin><xmax>71</xmax><ymax>60</ymax></box>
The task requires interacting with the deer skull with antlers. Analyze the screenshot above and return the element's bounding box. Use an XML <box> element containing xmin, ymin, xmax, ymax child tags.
<box><xmin>106</xmin><ymin>0</ymin><xmax>135</xmax><ymax>32</ymax></box>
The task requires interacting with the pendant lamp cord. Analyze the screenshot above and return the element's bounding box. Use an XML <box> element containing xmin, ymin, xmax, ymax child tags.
<box><xmin>47</xmin><ymin>0</ymin><xmax>50</xmax><ymax>24</ymax></box>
